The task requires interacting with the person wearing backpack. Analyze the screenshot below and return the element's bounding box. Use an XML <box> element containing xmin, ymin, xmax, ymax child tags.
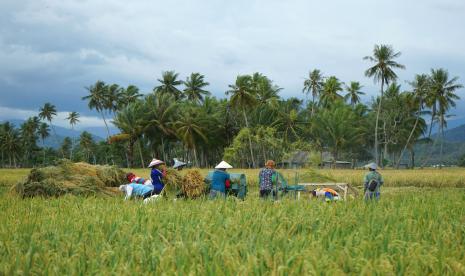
<box><xmin>364</xmin><ymin>162</ymin><xmax>384</xmax><ymax>200</ymax></box>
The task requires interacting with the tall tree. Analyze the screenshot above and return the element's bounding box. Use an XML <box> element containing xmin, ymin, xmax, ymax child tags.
<box><xmin>227</xmin><ymin>75</ymin><xmax>257</xmax><ymax>168</ymax></box>
<box><xmin>344</xmin><ymin>82</ymin><xmax>365</xmax><ymax>107</ymax></box>
<box><xmin>105</xmin><ymin>84</ymin><xmax>122</xmax><ymax>114</ymax></box>
<box><xmin>174</xmin><ymin>108</ymin><xmax>208</xmax><ymax>167</ymax></box>
<box><xmin>82</xmin><ymin>81</ymin><xmax>112</xmax><ymax>139</ymax></box>
<box><xmin>38</xmin><ymin>122</ymin><xmax>50</xmax><ymax>165</ymax></box>
<box><xmin>253</xmin><ymin>73</ymin><xmax>281</xmax><ymax>106</ymax></box>
<box><xmin>66</xmin><ymin>111</ymin><xmax>80</xmax><ymax>160</ymax></box>
<box><xmin>38</xmin><ymin>102</ymin><xmax>62</xmax><ymax>157</ymax></box>
<box><xmin>312</xmin><ymin>102</ymin><xmax>365</xmax><ymax>167</ymax></box>
<box><xmin>302</xmin><ymin>69</ymin><xmax>324</xmax><ymax>115</ymax></box>
<box><xmin>144</xmin><ymin>94</ymin><xmax>178</xmax><ymax>160</ymax></box>
<box><xmin>396</xmin><ymin>74</ymin><xmax>429</xmax><ymax>168</ymax></box>
<box><xmin>118</xmin><ymin>85</ymin><xmax>142</xmax><ymax>108</ymax></box>
<box><xmin>79</xmin><ymin>131</ymin><xmax>95</xmax><ymax>163</ymax></box>
<box><xmin>320</xmin><ymin>76</ymin><xmax>343</xmax><ymax>107</ymax></box>
<box><xmin>183</xmin><ymin>72</ymin><xmax>210</xmax><ymax>104</ymax></box>
<box><xmin>364</xmin><ymin>44</ymin><xmax>405</xmax><ymax>165</ymax></box>
<box><xmin>429</xmin><ymin>69</ymin><xmax>462</xmax><ymax>168</ymax></box>
<box><xmin>153</xmin><ymin>71</ymin><xmax>183</xmax><ymax>100</ymax></box>
<box><xmin>113</xmin><ymin>102</ymin><xmax>146</xmax><ymax>168</ymax></box>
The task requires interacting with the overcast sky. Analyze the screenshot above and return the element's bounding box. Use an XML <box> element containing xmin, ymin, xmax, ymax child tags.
<box><xmin>1</xmin><ymin>0</ymin><xmax>464</xmax><ymax>129</ymax></box>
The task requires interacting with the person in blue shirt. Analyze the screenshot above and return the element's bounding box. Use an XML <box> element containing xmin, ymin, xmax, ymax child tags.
<box><xmin>148</xmin><ymin>158</ymin><xmax>166</xmax><ymax>194</ymax></box>
<box><xmin>209</xmin><ymin>161</ymin><xmax>232</xmax><ymax>199</ymax></box>
<box><xmin>119</xmin><ymin>183</ymin><xmax>155</xmax><ymax>200</ymax></box>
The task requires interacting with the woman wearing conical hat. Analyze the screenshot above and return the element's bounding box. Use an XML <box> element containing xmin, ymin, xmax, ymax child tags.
<box><xmin>209</xmin><ymin>161</ymin><xmax>232</xmax><ymax>199</ymax></box>
<box><xmin>147</xmin><ymin>158</ymin><xmax>166</xmax><ymax>194</ymax></box>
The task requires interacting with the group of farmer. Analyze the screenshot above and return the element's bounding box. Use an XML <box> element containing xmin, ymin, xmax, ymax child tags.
<box><xmin>119</xmin><ymin>157</ymin><xmax>384</xmax><ymax>202</ymax></box>
<box><xmin>118</xmin><ymin>159</ymin><xmax>167</xmax><ymax>202</ymax></box>
<box><xmin>254</xmin><ymin>160</ymin><xmax>384</xmax><ymax>202</ymax></box>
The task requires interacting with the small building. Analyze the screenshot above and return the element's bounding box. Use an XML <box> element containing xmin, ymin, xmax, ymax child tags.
<box><xmin>280</xmin><ymin>151</ymin><xmax>310</xmax><ymax>169</ymax></box>
<box><xmin>322</xmin><ymin>160</ymin><xmax>352</xmax><ymax>169</ymax></box>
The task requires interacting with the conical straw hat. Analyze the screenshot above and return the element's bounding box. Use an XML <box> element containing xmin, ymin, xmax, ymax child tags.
<box><xmin>215</xmin><ymin>161</ymin><xmax>233</xmax><ymax>169</ymax></box>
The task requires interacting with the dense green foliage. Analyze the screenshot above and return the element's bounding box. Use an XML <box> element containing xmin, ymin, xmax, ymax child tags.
<box><xmin>0</xmin><ymin>44</ymin><xmax>462</xmax><ymax>168</ymax></box>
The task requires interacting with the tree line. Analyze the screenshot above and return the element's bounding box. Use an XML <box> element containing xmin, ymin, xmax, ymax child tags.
<box><xmin>0</xmin><ymin>44</ymin><xmax>462</xmax><ymax>168</ymax></box>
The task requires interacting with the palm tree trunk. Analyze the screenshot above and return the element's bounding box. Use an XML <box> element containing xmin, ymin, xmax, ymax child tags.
<box><xmin>311</xmin><ymin>94</ymin><xmax>315</xmax><ymax>116</ymax></box>
<box><xmin>50</xmin><ymin>123</ymin><xmax>64</xmax><ymax>158</ymax></box>
<box><xmin>410</xmin><ymin>147</ymin><xmax>415</xmax><ymax>169</ymax></box>
<box><xmin>243</xmin><ymin>108</ymin><xmax>256</xmax><ymax>168</ymax></box>
<box><xmin>42</xmin><ymin>139</ymin><xmax>46</xmax><ymax>165</ymax></box>
<box><xmin>396</xmin><ymin>104</ymin><xmax>421</xmax><ymax>168</ymax></box>
<box><xmin>138</xmin><ymin>139</ymin><xmax>145</xmax><ymax>168</ymax></box>
<box><xmin>161</xmin><ymin>137</ymin><xmax>166</xmax><ymax>162</ymax></box>
<box><xmin>428</xmin><ymin>105</ymin><xmax>436</xmax><ymax>138</ymax></box>
<box><xmin>193</xmin><ymin>147</ymin><xmax>198</xmax><ymax>168</ymax></box>
<box><xmin>127</xmin><ymin>139</ymin><xmax>135</xmax><ymax>168</ymax></box>
<box><xmin>374</xmin><ymin>80</ymin><xmax>384</xmax><ymax>166</ymax></box>
<box><xmin>383</xmin><ymin>120</ymin><xmax>388</xmax><ymax>166</ymax></box>
<box><xmin>70</xmin><ymin>126</ymin><xmax>74</xmax><ymax>161</ymax></box>
<box><xmin>440</xmin><ymin>119</ymin><xmax>444</xmax><ymax>169</ymax></box>
<box><xmin>100</xmin><ymin>111</ymin><xmax>115</xmax><ymax>165</ymax></box>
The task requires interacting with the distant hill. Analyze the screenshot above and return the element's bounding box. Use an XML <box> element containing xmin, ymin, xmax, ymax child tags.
<box><xmin>433</xmin><ymin>124</ymin><xmax>465</xmax><ymax>143</ymax></box>
<box><xmin>1</xmin><ymin>119</ymin><xmax>105</xmax><ymax>148</ymax></box>
<box><xmin>412</xmin><ymin>124</ymin><xmax>465</xmax><ymax>165</ymax></box>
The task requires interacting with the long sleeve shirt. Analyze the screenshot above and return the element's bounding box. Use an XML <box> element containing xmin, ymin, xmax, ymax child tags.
<box><xmin>211</xmin><ymin>170</ymin><xmax>230</xmax><ymax>193</ymax></box>
<box><xmin>124</xmin><ymin>184</ymin><xmax>153</xmax><ymax>200</ymax></box>
<box><xmin>151</xmin><ymin>168</ymin><xmax>166</xmax><ymax>194</ymax></box>
<box><xmin>364</xmin><ymin>171</ymin><xmax>384</xmax><ymax>192</ymax></box>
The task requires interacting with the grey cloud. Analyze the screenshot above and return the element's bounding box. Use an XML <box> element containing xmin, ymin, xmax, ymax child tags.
<box><xmin>0</xmin><ymin>0</ymin><xmax>464</xmax><ymax>122</ymax></box>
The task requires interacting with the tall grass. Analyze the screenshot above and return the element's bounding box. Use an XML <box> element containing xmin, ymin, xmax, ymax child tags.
<box><xmin>0</xmin><ymin>190</ymin><xmax>464</xmax><ymax>274</ymax></box>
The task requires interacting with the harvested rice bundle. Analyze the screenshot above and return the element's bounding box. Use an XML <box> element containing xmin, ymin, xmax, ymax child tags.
<box><xmin>163</xmin><ymin>168</ymin><xmax>183</xmax><ymax>193</ymax></box>
<box><xmin>181</xmin><ymin>170</ymin><xmax>205</xmax><ymax>198</ymax></box>
<box><xmin>14</xmin><ymin>159</ymin><xmax>127</xmax><ymax>198</ymax></box>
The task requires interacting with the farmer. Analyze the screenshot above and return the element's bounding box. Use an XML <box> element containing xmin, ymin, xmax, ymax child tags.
<box><xmin>364</xmin><ymin>162</ymin><xmax>384</xmax><ymax>200</ymax></box>
<box><xmin>311</xmin><ymin>187</ymin><xmax>340</xmax><ymax>202</ymax></box>
<box><xmin>119</xmin><ymin>183</ymin><xmax>156</xmax><ymax>200</ymax></box>
<box><xmin>258</xmin><ymin>160</ymin><xmax>278</xmax><ymax>199</ymax></box>
<box><xmin>173</xmin><ymin>158</ymin><xmax>187</xmax><ymax>170</ymax></box>
<box><xmin>148</xmin><ymin>158</ymin><xmax>167</xmax><ymax>194</ymax></box>
<box><xmin>126</xmin><ymin>172</ymin><xmax>152</xmax><ymax>186</ymax></box>
<box><xmin>209</xmin><ymin>161</ymin><xmax>232</xmax><ymax>199</ymax></box>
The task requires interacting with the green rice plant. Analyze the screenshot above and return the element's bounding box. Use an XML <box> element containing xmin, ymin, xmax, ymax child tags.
<box><xmin>0</xmin><ymin>186</ymin><xmax>464</xmax><ymax>275</ymax></box>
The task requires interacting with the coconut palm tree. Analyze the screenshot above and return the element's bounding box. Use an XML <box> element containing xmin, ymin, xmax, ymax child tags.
<box><xmin>302</xmin><ymin>69</ymin><xmax>324</xmax><ymax>115</ymax></box>
<box><xmin>396</xmin><ymin>74</ymin><xmax>430</xmax><ymax>168</ymax></box>
<box><xmin>153</xmin><ymin>71</ymin><xmax>183</xmax><ymax>100</ymax></box>
<box><xmin>174</xmin><ymin>108</ymin><xmax>208</xmax><ymax>167</ymax></box>
<box><xmin>38</xmin><ymin>122</ymin><xmax>50</xmax><ymax>165</ymax></box>
<box><xmin>312</xmin><ymin>102</ymin><xmax>364</xmax><ymax>168</ymax></box>
<box><xmin>426</xmin><ymin>69</ymin><xmax>463</xmax><ymax>138</ymax></box>
<box><xmin>364</xmin><ymin>44</ymin><xmax>405</xmax><ymax>165</ymax></box>
<box><xmin>428</xmin><ymin>69</ymin><xmax>463</xmax><ymax>168</ymax></box>
<box><xmin>253</xmin><ymin>73</ymin><xmax>281</xmax><ymax>106</ymax></box>
<box><xmin>183</xmin><ymin>73</ymin><xmax>210</xmax><ymax>104</ymax></box>
<box><xmin>38</xmin><ymin>102</ymin><xmax>62</xmax><ymax>157</ymax></box>
<box><xmin>118</xmin><ymin>85</ymin><xmax>142</xmax><ymax>108</ymax></box>
<box><xmin>320</xmin><ymin>76</ymin><xmax>343</xmax><ymax>107</ymax></box>
<box><xmin>144</xmin><ymin>93</ymin><xmax>178</xmax><ymax>160</ymax></box>
<box><xmin>227</xmin><ymin>75</ymin><xmax>257</xmax><ymax>167</ymax></box>
<box><xmin>66</xmin><ymin>111</ymin><xmax>80</xmax><ymax>160</ymax></box>
<box><xmin>2</xmin><ymin>123</ymin><xmax>21</xmax><ymax>167</ymax></box>
<box><xmin>105</xmin><ymin>84</ymin><xmax>122</xmax><ymax>114</ymax></box>
<box><xmin>113</xmin><ymin>102</ymin><xmax>146</xmax><ymax>168</ymax></box>
<box><xmin>344</xmin><ymin>82</ymin><xmax>365</xmax><ymax>107</ymax></box>
<box><xmin>79</xmin><ymin>131</ymin><xmax>95</xmax><ymax>163</ymax></box>
<box><xmin>83</xmin><ymin>81</ymin><xmax>112</xmax><ymax>139</ymax></box>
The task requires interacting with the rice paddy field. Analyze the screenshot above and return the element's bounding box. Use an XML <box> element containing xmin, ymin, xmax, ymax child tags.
<box><xmin>1</xmin><ymin>168</ymin><xmax>465</xmax><ymax>275</ymax></box>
